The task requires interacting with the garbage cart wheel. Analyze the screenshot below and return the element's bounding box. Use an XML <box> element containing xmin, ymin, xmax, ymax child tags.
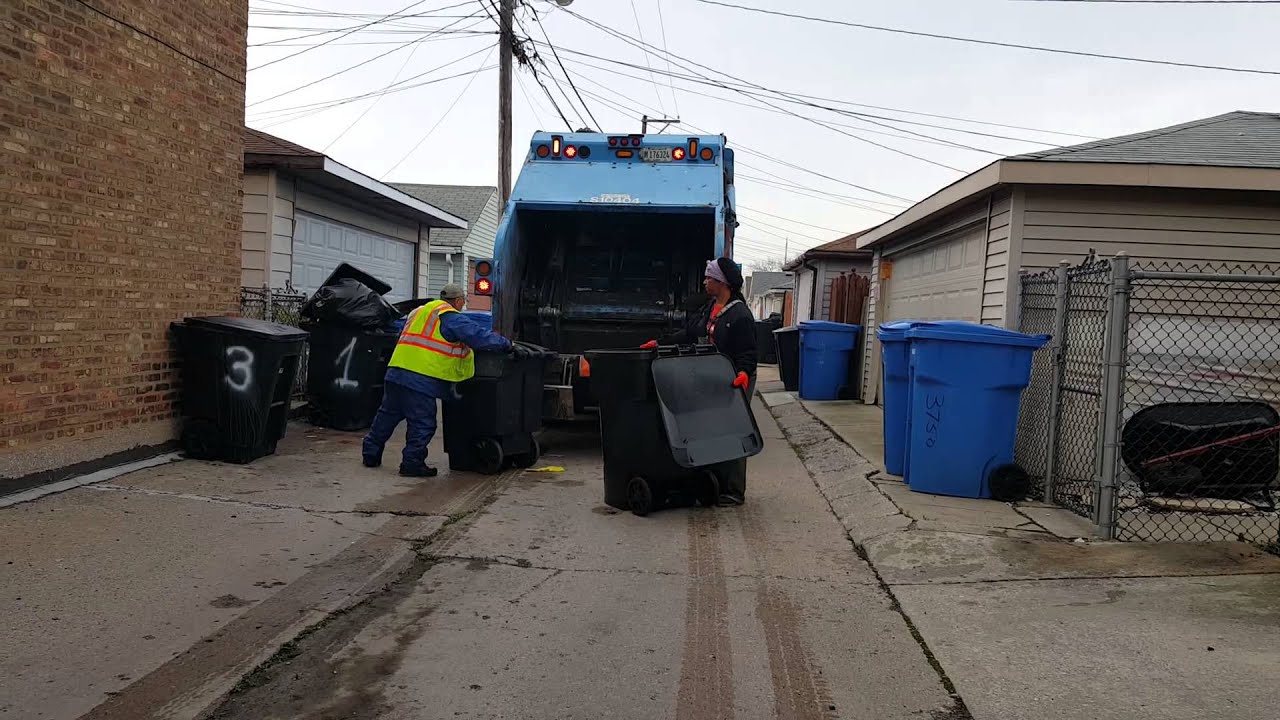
<box><xmin>627</xmin><ymin>477</ymin><xmax>655</xmax><ymax>517</ymax></box>
<box><xmin>474</xmin><ymin>438</ymin><xmax>505</xmax><ymax>475</ymax></box>
<box><xmin>697</xmin><ymin>470</ymin><xmax>720</xmax><ymax>509</ymax></box>
<box><xmin>988</xmin><ymin>463</ymin><xmax>1031</xmax><ymax>502</ymax></box>
<box><xmin>511</xmin><ymin>439</ymin><xmax>542</xmax><ymax>469</ymax></box>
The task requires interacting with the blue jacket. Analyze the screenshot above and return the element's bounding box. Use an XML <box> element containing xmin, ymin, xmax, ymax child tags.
<box><xmin>386</xmin><ymin>311</ymin><xmax>512</xmax><ymax>396</ymax></box>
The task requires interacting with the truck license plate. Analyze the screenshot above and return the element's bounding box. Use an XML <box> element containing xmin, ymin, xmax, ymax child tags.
<box><xmin>639</xmin><ymin>147</ymin><xmax>673</xmax><ymax>162</ymax></box>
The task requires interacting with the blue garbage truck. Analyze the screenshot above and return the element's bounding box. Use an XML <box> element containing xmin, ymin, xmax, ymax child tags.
<box><xmin>488</xmin><ymin>131</ymin><xmax>738</xmax><ymax>420</ymax></box>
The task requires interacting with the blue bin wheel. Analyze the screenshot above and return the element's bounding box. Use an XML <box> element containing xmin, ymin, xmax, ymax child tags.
<box><xmin>474</xmin><ymin>437</ymin><xmax>505</xmax><ymax>475</ymax></box>
<box><xmin>988</xmin><ymin>464</ymin><xmax>1030</xmax><ymax>502</ymax></box>
<box><xmin>628</xmin><ymin>476</ymin><xmax>654</xmax><ymax>517</ymax></box>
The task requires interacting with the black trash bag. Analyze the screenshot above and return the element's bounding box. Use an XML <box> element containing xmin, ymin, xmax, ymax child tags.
<box><xmin>301</xmin><ymin>278</ymin><xmax>402</xmax><ymax>329</ymax></box>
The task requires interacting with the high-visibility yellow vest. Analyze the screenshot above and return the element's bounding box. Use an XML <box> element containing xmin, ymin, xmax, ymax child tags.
<box><xmin>388</xmin><ymin>300</ymin><xmax>475</xmax><ymax>382</ymax></box>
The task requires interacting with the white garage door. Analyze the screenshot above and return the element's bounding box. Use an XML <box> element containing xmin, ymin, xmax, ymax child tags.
<box><xmin>292</xmin><ymin>212</ymin><xmax>416</xmax><ymax>303</ymax></box>
<box><xmin>884</xmin><ymin>225</ymin><xmax>985</xmax><ymax>322</ymax></box>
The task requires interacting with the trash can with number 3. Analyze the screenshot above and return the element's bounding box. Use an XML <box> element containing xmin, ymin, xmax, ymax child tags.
<box><xmin>172</xmin><ymin>316</ymin><xmax>308</xmax><ymax>463</ymax></box>
<box><xmin>903</xmin><ymin>323</ymin><xmax>1048</xmax><ymax>499</ymax></box>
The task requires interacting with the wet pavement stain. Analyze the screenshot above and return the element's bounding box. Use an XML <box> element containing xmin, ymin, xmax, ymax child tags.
<box><xmin>209</xmin><ymin>595</ymin><xmax>252</xmax><ymax>609</ymax></box>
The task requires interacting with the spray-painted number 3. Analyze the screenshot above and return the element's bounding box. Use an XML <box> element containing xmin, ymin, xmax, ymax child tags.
<box><xmin>225</xmin><ymin>345</ymin><xmax>255</xmax><ymax>392</ymax></box>
<box><xmin>334</xmin><ymin>337</ymin><xmax>359</xmax><ymax>389</ymax></box>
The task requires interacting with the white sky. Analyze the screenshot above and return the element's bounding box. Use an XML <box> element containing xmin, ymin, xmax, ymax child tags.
<box><xmin>245</xmin><ymin>0</ymin><xmax>1280</xmax><ymax>268</ymax></box>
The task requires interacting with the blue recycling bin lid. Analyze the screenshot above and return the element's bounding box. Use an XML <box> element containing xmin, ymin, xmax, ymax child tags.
<box><xmin>799</xmin><ymin>320</ymin><xmax>860</xmax><ymax>333</ymax></box>
<box><xmin>877</xmin><ymin>320</ymin><xmax>924</xmax><ymax>341</ymax></box>
<box><xmin>906</xmin><ymin>322</ymin><xmax>1048</xmax><ymax>348</ymax></box>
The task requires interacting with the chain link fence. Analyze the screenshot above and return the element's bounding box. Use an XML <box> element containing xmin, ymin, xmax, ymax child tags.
<box><xmin>1018</xmin><ymin>258</ymin><xmax>1280</xmax><ymax>547</ymax></box>
<box><xmin>240</xmin><ymin>285</ymin><xmax>309</xmax><ymax>398</ymax></box>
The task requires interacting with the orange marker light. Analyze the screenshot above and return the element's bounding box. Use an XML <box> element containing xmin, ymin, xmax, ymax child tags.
<box><xmin>551</xmin><ymin>137</ymin><xmax>562</xmax><ymax>156</ymax></box>
<box><xmin>578</xmin><ymin>356</ymin><xmax>591</xmax><ymax>378</ymax></box>
<box><xmin>536</xmin><ymin>145</ymin><xmax>550</xmax><ymax>158</ymax></box>
<box><xmin>700</xmin><ymin>147</ymin><xmax>713</xmax><ymax>161</ymax></box>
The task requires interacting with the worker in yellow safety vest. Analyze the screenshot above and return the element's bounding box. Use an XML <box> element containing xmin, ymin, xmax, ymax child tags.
<box><xmin>363</xmin><ymin>284</ymin><xmax>529</xmax><ymax>477</ymax></box>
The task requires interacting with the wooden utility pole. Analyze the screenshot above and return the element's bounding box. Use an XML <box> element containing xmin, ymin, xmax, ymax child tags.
<box><xmin>498</xmin><ymin>0</ymin><xmax>514</xmax><ymax>206</ymax></box>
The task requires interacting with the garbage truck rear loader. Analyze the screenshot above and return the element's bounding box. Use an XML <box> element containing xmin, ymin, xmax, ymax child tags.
<box><xmin>487</xmin><ymin>132</ymin><xmax>738</xmax><ymax>420</ymax></box>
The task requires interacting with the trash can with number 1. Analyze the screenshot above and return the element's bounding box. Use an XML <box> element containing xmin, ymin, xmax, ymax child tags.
<box><xmin>903</xmin><ymin>323</ymin><xmax>1048</xmax><ymax>499</ymax></box>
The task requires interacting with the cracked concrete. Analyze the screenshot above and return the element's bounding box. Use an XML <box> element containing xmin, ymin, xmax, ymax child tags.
<box><xmin>764</xmin><ymin>386</ymin><xmax>1280</xmax><ymax>720</ymax></box>
<box><xmin>0</xmin><ymin>422</ymin><xmax>495</xmax><ymax>720</ymax></box>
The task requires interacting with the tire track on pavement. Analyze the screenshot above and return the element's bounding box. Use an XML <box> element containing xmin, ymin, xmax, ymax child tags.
<box><xmin>676</xmin><ymin>511</ymin><xmax>736</xmax><ymax>720</ymax></box>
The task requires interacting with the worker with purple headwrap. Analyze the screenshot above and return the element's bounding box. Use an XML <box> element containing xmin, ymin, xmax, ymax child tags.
<box><xmin>643</xmin><ymin>256</ymin><xmax>758</xmax><ymax>504</ymax></box>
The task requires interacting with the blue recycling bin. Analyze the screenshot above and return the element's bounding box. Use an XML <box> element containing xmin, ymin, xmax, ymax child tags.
<box><xmin>798</xmin><ymin>321</ymin><xmax>862</xmax><ymax>401</ymax></box>
<box><xmin>903</xmin><ymin>323</ymin><xmax>1049</xmax><ymax>499</ymax></box>
<box><xmin>877</xmin><ymin>321</ymin><xmax>921</xmax><ymax>477</ymax></box>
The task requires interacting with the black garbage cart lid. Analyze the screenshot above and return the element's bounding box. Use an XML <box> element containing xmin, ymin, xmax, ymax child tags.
<box><xmin>184</xmin><ymin>316</ymin><xmax>309</xmax><ymax>342</ymax></box>
<box><xmin>319</xmin><ymin>262</ymin><xmax>393</xmax><ymax>296</ymax></box>
<box><xmin>652</xmin><ymin>353</ymin><xmax>764</xmax><ymax>469</ymax></box>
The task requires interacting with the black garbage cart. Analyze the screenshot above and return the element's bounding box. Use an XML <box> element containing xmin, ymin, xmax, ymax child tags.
<box><xmin>171</xmin><ymin>316</ymin><xmax>308</xmax><ymax>463</ymax></box>
<box><xmin>304</xmin><ymin>322</ymin><xmax>398</xmax><ymax>431</ymax></box>
<box><xmin>773</xmin><ymin>326</ymin><xmax>800</xmax><ymax>392</ymax></box>
<box><xmin>586</xmin><ymin>345</ymin><xmax>764</xmax><ymax>516</ymax></box>
<box><xmin>444</xmin><ymin>342</ymin><xmax>552</xmax><ymax>474</ymax></box>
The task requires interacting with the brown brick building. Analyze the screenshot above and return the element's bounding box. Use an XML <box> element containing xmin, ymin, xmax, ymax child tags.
<box><xmin>1</xmin><ymin>0</ymin><xmax>250</xmax><ymax>489</ymax></box>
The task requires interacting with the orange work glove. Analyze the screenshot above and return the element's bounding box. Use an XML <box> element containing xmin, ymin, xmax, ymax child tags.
<box><xmin>732</xmin><ymin>371</ymin><xmax>749</xmax><ymax>389</ymax></box>
<box><xmin>640</xmin><ymin>340</ymin><xmax>658</xmax><ymax>349</ymax></box>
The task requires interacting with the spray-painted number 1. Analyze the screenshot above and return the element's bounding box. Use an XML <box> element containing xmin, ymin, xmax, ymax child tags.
<box><xmin>225</xmin><ymin>346</ymin><xmax>255</xmax><ymax>392</ymax></box>
<box><xmin>334</xmin><ymin>337</ymin><xmax>359</xmax><ymax>389</ymax></box>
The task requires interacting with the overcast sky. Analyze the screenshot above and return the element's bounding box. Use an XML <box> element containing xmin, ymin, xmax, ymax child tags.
<box><xmin>245</xmin><ymin>0</ymin><xmax>1280</xmax><ymax>268</ymax></box>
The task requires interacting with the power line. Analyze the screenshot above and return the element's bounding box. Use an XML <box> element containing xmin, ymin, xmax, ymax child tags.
<box><xmin>558</xmin><ymin>66</ymin><xmax>912</xmax><ymax>209</ymax></box>
<box><xmin>73</xmin><ymin>0</ymin><xmax>243</xmax><ymax>85</ymax></box>
<box><xmin>249</xmin><ymin>0</ymin><xmax>462</xmax><ymax>71</ymax></box>
<box><xmin>653</xmin><ymin>0</ymin><xmax>681</xmax><ymax>116</ymax></box>
<box><xmin>248</xmin><ymin>12</ymin><xmax>488</xmax><ymax>108</ymax></box>
<box><xmin>739</xmin><ymin>218</ymin><xmax>828</xmax><ymax>243</ymax></box>
<box><xmin>628</xmin><ymin>0</ymin><xmax>668</xmax><ymax>114</ymax></box>
<box><xmin>552</xmin><ymin>10</ymin><xmax>971</xmax><ymax>171</ymax></box>
<box><xmin>549</xmin><ymin>50</ymin><xmax>1035</xmax><ymax>150</ymax></box>
<box><xmin>695</xmin><ymin>0</ymin><xmax>1280</xmax><ymax>76</ymax></box>
<box><xmin>249</xmin><ymin>34</ymin><xmax>494</xmax><ymax>48</ymax></box>
<box><xmin>736</xmin><ymin>206</ymin><xmax>857</xmax><ymax>233</ymax></box>
<box><xmin>515</xmin><ymin>72</ymin><xmax>548</xmax><ymax>128</ymax></box>
<box><xmin>382</xmin><ymin>46</ymin><xmax>497</xmax><ymax>178</ymax></box>
<box><xmin>249</xmin><ymin>41</ymin><xmax>496</xmax><ymax>120</ymax></box>
<box><xmin>1016</xmin><ymin>1</ymin><xmax>1280</xmax><ymax>4</ymax></box>
<box><xmin>529</xmin><ymin>9</ymin><xmax>602</xmax><ymax>130</ymax></box>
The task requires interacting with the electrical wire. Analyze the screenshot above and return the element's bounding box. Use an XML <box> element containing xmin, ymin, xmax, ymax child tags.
<box><xmin>249</xmin><ymin>12</ymin><xmax>488</xmax><ymax>108</ymax></box>
<box><xmin>695</xmin><ymin>0</ymin><xmax>1280</xmax><ymax>76</ymax></box>
<box><xmin>628</xmin><ymin>0</ymin><xmax>668</xmax><ymax>114</ymax></box>
<box><xmin>529</xmin><ymin>9</ymin><xmax>602</xmax><ymax>130</ymax></box>
<box><xmin>250</xmin><ymin>0</ymin><xmax>466</xmax><ymax>71</ymax></box>
<box><xmin>735</xmin><ymin>206</ymin><xmax>858</xmax><ymax>233</ymax></box>
<box><xmin>552</xmin><ymin>10</ymin><xmax>971</xmax><ymax>171</ymax></box>
<box><xmin>653</xmin><ymin>0</ymin><xmax>681</xmax><ymax>116</ymax></box>
<box><xmin>381</xmin><ymin>46</ymin><xmax>497</xmax><ymax>178</ymax></box>
<box><xmin>516</xmin><ymin>72</ymin><xmax>548</xmax><ymax>129</ymax></box>
<box><xmin>250</xmin><ymin>34</ymin><xmax>494</xmax><ymax>48</ymax></box>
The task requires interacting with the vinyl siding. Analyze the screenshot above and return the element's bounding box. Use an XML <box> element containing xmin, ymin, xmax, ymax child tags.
<box><xmin>862</xmin><ymin>251</ymin><xmax>882</xmax><ymax>404</ymax></box>
<box><xmin>425</xmin><ymin>251</ymin><xmax>456</xmax><ymax>297</ymax></box>
<box><xmin>461</xmin><ymin>190</ymin><xmax>500</xmax><ymax>259</ymax></box>
<box><xmin>1020</xmin><ymin>186</ymin><xmax>1280</xmax><ymax>271</ymax></box>
<box><xmin>240</xmin><ymin>170</ymin><xmax>271</xmax><ymax>287</ymax></box>
<box><xmin>271</xmin><ymin>174</ymin><xmax>295</xmax><ymax>289</ymax></box>
<box><xmin>980</xmin><ymin>190</ymin><xmax>1015</xmax><ymax>326</ymax></box>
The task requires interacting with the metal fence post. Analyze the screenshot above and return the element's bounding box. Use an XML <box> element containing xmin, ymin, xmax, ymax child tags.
<box><xmin>1041</xmin><ymin>261</ymin><xmax>1071</xmax><ymax>504</ymax></box>
<box><xmin>1095</xmin><ymin>254</ymin><xmax>1131</xmax><ymax>539</ymax></box>
<box><xmin>263</xmin><ymin>283</ymin><xmax>273</xmax><ymax>322</ymax></box>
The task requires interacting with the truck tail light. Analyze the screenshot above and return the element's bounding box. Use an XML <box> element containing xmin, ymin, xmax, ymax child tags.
<box><xmin>578</xmin><ymin>356</ymin><xmax>591</xmax><ymax>378</ymax></box>
<box><xmin>474</xmin><ymin>258</ymin><xmax>494</xmax><ymax>295</ymax></box>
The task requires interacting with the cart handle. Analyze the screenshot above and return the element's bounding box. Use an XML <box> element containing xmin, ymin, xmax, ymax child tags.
<box><xmin>1143</xmin><ymin>424</ymin><xmax>1280</xmax><ymax>468</ymax></box>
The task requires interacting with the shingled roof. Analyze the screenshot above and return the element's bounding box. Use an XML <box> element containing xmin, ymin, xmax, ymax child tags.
<box><xmin>1012</xmin><ymin>111</ymin><xmax>1280</xmax><ymax>169</ymax></box>
<box><xmin>392</xmin><ymin>184</ymin><xmax>496</xmax><ymax>249</ymax></box>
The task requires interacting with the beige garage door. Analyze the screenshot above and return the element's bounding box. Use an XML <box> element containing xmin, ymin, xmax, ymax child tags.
<box><xmin>884</xmin><ymin>225</ymin><xmax>985</xmax><ymax>322</ymax></box>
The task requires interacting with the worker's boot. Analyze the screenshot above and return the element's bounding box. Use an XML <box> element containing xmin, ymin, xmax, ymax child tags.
<box><xmin>362</xmin><ymin>454</ymin><xmax>381</xmax><ymax>468</ymax></box>
<box><xmin>399</xmin><ymin>464</ymin><xmax>439</xmax><ymax>478</ymax></box>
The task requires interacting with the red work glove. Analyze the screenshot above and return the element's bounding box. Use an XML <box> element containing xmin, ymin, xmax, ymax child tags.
<box><xmin>639</xmin><ymin>340</ymin><xmax>658</xmax><ymax>349</ymax></box>
<box><xmin>732</xmin><ymin>371</ymin><xmax>749</xmax><ymax>389</ymax></box>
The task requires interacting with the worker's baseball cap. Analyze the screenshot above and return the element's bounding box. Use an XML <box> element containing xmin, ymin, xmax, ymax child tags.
<box><xmin>440</xmin><ymin>283</ymin><xmax>465</xmax><ymax>300</ymax></box>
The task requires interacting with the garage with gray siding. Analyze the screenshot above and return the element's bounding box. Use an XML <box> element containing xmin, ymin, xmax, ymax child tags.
<box><xmin>858</xmin><ymin>111</ymin><xmax>1280</xmax><ymax>403</ymax></box>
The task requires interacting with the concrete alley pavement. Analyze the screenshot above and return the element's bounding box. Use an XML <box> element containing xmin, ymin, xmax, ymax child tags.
<box><xmin>208</xmin><ymin>403</ymin><xmax>960</xmax><ymax>719</ymax></box>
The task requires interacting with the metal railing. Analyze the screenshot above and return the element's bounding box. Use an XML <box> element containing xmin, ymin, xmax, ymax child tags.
<box><xmin>240</xmin><ymin>285</ymin><xmax>309</xmax><ymax>398</ymax></box>
<box><xmin>1017</xmin><ymin>257</ymin><xmax>1280</xmax><ymax>546</ymax></box>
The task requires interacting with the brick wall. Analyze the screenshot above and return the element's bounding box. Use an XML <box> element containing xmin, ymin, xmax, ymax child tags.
<box><xmin>0</xmin><ymin>0</ymin><xmax>249</xmax><ymax>481</ymax></box>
